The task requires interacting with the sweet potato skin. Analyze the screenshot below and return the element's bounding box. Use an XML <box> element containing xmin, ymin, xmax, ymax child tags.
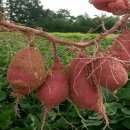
<box><xmin>93</xmin><ymin>52</ymin><xmax>128</xmax><ymax>91</ymax></box>
<box><xmin>36</xmin><ymin>61</ymin><xmax>69</xmax><ymax>110</ymax></box>
<box><xmin>92</xmin><ymin>0</ymin><xmax>129</xmax><ymax>15</ymax></box>
<box><xmin>69</xmin><ymin>55</ymin><xmax>105</xmax><ymax>115</ymax></box>
<box><xmin>109</xmin><ymin>32</ymin><xmax>130</xmax><ymax>70</ymax></box>
<box><xmin>7</xmin><ymin>47</ymin><xmax>46</xmax><ymax>96</ymax></box>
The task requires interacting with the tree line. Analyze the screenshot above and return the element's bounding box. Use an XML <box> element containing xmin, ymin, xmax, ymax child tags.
<box><xmin>0</xmin><ymin>0</ymin><xmax>120</xmax><ymax>33</ymax></box>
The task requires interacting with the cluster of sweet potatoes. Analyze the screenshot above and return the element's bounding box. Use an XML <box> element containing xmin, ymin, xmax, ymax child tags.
<box><xmin>7</xmin><ymin>26</ymin><xmax>130</xmax><ymax>129</ymax></box>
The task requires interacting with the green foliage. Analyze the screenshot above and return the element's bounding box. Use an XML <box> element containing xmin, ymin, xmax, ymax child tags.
<box><xmin>0</xmin><ymin>32</ymin><xmax>130</xmax><ymax>130</ymax></box>
<box><xmin>6</xmin><ymin>0</ymin><xmax>44</xmax><ymax>27</ymax></box>
<box><xmin>0</xmin><ymin>0</ymin><xmax>4</xmax><ymax>12</ymax></box>
<box><xmin>39</xmin><ymin>13</ymin><xmax>119</xmax><ymax>33</ymax></box>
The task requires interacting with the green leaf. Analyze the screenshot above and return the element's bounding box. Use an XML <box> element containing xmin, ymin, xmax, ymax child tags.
<box><xmin>88</xmin><ymin>115</ymin><xmax>102</xmax><ymax>120</ymax></box>
<box><xmin>123</xmin><ymin>119</ymin><xmax>130</xmax><ymax>129</ymax></box>
<box><xmin>87</xmin><ymin>126</ymin><xmax>101</xmax><ymax>130</ymax></box>
<box><xmin>0</xmin><ymin>90</ymin><xmax>6</xmax><ymax>101</ymax></box>
<box><xmin>105</xmin><ymin>102</ymin><xmax>122</xmax><ymax>108</ymax></box>
<box><xmin>53</xmin><ymin>118</ymin><xmax>69</xmax><ymax>129</ymax></box>
<box><xmin>0</xmin><ymin>110</ymin><xmax>12</xmax><ymax>129</ymax></box>
<box><xmin>122</xmin><ymin>99</ymin><xmax>130</xmax><ymax>106</ymax></box>
<box><xmin>49</xmin><ymin>111</ymin><xmax>57</xmax><ymax>121</ymax></box>
<box><xmin>110</xmin><ymin>116</ymin><xmax>126</xmax><ymax>124</ymax></box>
<box><xmin>20</xmin><ymin>103</ymin><xmax>31</xmax><ymax>109</ymax></box>
<box><xmin>84</xmin><ymin>120</ymin><xmax>103</xmax><ymax>127</ymax></box>
<box><xmin>0</xmin><ymin>77</ymin><xmax>8</xmax><ymax>90</ymax></box>
<box><xmin>11</xmin><ymin>127</ymin><xmax>33</xmax><ymax>130</ymax></box>
<box><xmin>117</xmin><ymin>88</ymin><xmax>130</xmax><ymax>100</ymax></box>
<box><xmin>88</xmin><ymin>113</ymin><xmax>102</xmax><ymax>120</ymax></box>
<box><xmin>105</xmin><ymin>102</ymin><xmax>122</xmax><ymax>115</ymax></box>
<box><xmin>121</xmin><ymin>108</ymin><xmax>130</xmax><ymax>115</ymax></box>
<box><xmin>124</xmin><ymin>115</ymin><xmax>130</xmax><ymax>118</ymax></box>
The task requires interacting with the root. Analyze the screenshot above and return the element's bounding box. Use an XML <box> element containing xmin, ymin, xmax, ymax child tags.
<box><xmin>45</xmin><ymin>80</ymin><xmax>51</xmax><ymax>94</ymax></box>
<box><xmin>41</xmin><ymin>107</ymin><xmax>48</xmax><ymax>130</ymax></box>
<box><xmin>89</xmin><ymin>62</ymin><xmax>110</xmax><ymax>130</ymax></box>
<box><xmin>113</xmin><ymin>7</ymin><xmax>130</xmax><ymax>16</ymax></box>
<box><xmin>10</xmin><ymin>92</ymin><xmax>23</xmax><ymax>117</ymax></box>
<box><xmin>93</xmin><ymin>40</ymin><xmax>104</xmax><ymax>59</ymax></box>
<box><xmin>102</xmin><ymin>113</ymin><xmax>110</xmax><ymax>130</ymax></box>
<box><xmin>102</xmin><ymin>119</ymin><xmax>111</xmax><ymax>130</ymax></box>
<box><xmin>87</xmin><ymin>52</ymin><xmax>128</xmax><ymax>88</ymax></box>
<box><xmin>73</xmin><ymin>105</ymin><xmax>88</xmax><ymax>129</ymax></box>
<box><xmin>58</xmin><ymin>112</ymin><xmax>76</xmax><ymax>129</ymax></box>
<box><xmin>74</xmin><ymin>60</ymin><xmax>86</xmax><ymax>78</ymax></box>
<box><xmin>116</xmin><ymin>38</ymin><xmax>130</xmax><ymax>59</ymax></box>
<box><xmin>14</xmin><ymin>94</ymin><xmax>23</xmax><ymax>117</ymax></box>
<box><xmin>105</xmin><ymin>76</ymin><xmax>111</xmax><ymax>90</ymax></box>
<box><xmin>1</xmin><ymin>14</ymin><xmax>130</xmax><ymax>47</ymax></box>
<box><xmin>73</xmin><ymin>60</ymin><xmax>90</xmax><ymax>95</ymax></box>
<box><xmin>87</xmin><ymin>59</ymin><xmax>106</xmax><ymax>79</ymax></box>
<box><xmin>112</xmin><ymin>30</ymin><xmax>130</xmax><ymax>69</ymax></box>
<box><xmin>67</xmin><ymin>99</ymin><xmax>88</xmax><ymax>129</ymax></box>
<box><xmin>15</xmin><ymin>97</ymin><xmax>20</xmax><ymax>117</ymax></box>
<box><xmin>99</xmin><ymin>94</ymin><xmax>110</xmax><ymax>130</ymax></box>
<box><xmin>108</xmin><ymin>60</ymin><xmax>119</xmax><ymax>85</ymax></box>
<box><xmin>74</xmin><ymin>54</ymin><xmax>130</xmax><ymax>66</ymax></box>
<box><xmin>112</xmin><ymin>90</ymin><xmax>119</xmax><ymax>101</ymax></box>
<box><xmin>98</xmin><ymin>59</ymin><xmax>103</xmax><ymax>87</ymax></box>
<box><xmin>52</xmin><ymin>43</ymin><xmax>60</xmax><ymax>63</ymax></box>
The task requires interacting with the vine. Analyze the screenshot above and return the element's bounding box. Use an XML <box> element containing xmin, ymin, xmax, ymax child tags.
<box><xmin>0</xmin><ymin>12</ymin><xmax>130</xmax><ymax>48</ymax></box>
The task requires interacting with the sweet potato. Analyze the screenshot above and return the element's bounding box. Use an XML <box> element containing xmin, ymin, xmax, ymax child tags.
<box><xmin>69</xmin><ymin>53</ymin><xmax>109</xmax><ymax>127</ymax></box>
<box><xmin>90</xmin><ymin>0</ymin><xmax>114</xmax><ymax>12</ymax></box>
<box><xmin>7</xmin><ymin>47</ymin><xmax>46</xmax><ymax>114</ymax></box>
<box><xmin>36</xmin><ymin>44</ymin><xmax>69</xmax><ymax>130</ymax></box>
<box><xmin>91</xmin><ymin>0</ymin><xmax>130</xmax><ymax>15</ymax></box>
<box><xmin>37</xmin><ymin>60</ymin><xmax>69</xmax><ymax>110</ymax></box>
<box><xmin>108</xmin><ymin>0</ymin><xmax>129</xmax><ymax>15</ymax></box>
<box><xmin>93</xmin><ymin>51</ymin><xmax>128</xmax><ymax>92</ymax></box>
<box><xmin>109</xmin><ymin>25</ymin><xmax>130</xmax><ymax>70</ymax></box>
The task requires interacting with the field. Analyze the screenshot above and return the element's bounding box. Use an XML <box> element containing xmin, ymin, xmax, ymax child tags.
<box><xmin>0</xmin><ymin>32</ymin><xmax>130</xmax><ymax>130</ymax></box>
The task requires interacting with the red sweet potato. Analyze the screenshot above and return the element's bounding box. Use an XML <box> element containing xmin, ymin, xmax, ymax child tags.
<box><xmin>7</xmin><ymin>47</ymin><xmax>46</xmax><ymax>115</ymax></box>
<box><xmin>36</xmin><ymin>44</ymin><xmax>69</xmax><ymax>130</ymax></box>
<box><xmin>109</xmin><ymin>25</ymin><xmax>130</xmax><ymax>70</ymax></box>
<box><xmin>37</xmin><ymin>60</ymin><xmax>69</xmax><ymax>111</ymax></box>
<box><xmin>92</xmin><ymin>51</ymin><xmax>128</xmax><ymax>92</ymax></box>
<box><xmin>91</xmin><ymin>0</ymin><xmax>115</xmax><ymax>12</ymax></box>
<box><xmin>91</xmin><ymin>0</ymin><xmax>130</xmax><ymax>15</ymax></box>
<box><xmin>69</xmin><ymin>53</ymin><xmax>109</xmax><ymax>127</ymax></box>
<box><xmin>108</xmin><ymin>0</ymin><xmax>129</xmax><ymax>15</ymax></box>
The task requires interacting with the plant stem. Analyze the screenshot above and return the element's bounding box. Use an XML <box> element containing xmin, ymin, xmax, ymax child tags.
<box><xmin>0</xmin><ymin>14</ymin><xmax>130</xmax><ymax>47</ymax></box>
